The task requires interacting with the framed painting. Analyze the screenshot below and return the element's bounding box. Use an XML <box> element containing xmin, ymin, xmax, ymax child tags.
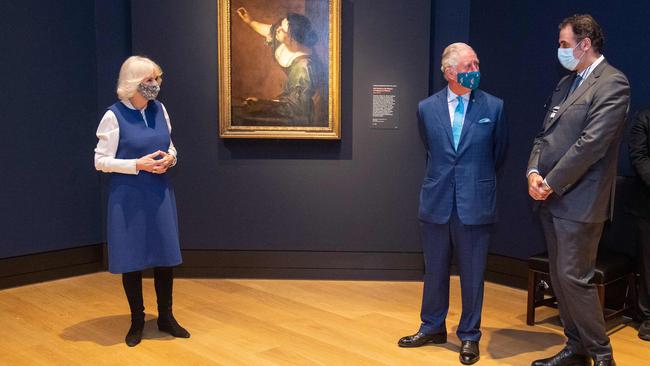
<box><xmin>218</xmin><ymin>0</ymin><xmax>341</xmax><ymax>139</ymax></box>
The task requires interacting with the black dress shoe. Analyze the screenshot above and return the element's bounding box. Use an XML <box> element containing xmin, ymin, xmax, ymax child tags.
<box><xmin>639</xmin><ymin>320</ymin><xmax>650</xmax><ymax>341</ymax></box>
<box><xmin>397</xmin><ymin>331</ymin><xmax>447</xmax><ymax>347</ymax></box>
<box><xmin>459</xmin><ymin>340</ymin><xmax>479</xmax><ymax>365</ymax></box>
<box><xmin>594</xmin><ymin>360</ymin><xmax>616</xmax><ymax>366</ymax></box>
<box><xmin>531</xmin><ymin>347</ymin><xmax>590</xmax><ymax>366</ymax></box>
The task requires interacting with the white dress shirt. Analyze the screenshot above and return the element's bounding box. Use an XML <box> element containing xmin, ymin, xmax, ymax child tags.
<box><xmin>574</xmin><ymin>54</ymin><xmax>605</xmax><ymax>89</ymax></box>
<box><xmin>94</xmin><ymin>100</ymin><xmax>177</xmax><ymax>175</ymax></box>
<box><xmin>447</xmin><ymin>87</ymin><xmax>471</xmax><ymax>127</ymax></box>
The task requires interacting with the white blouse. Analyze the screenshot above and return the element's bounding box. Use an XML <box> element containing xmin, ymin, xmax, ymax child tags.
<box><xmin>94</xmin><ymin>100</ymin><xmax>177</xmax><ymax>175</ymax></box>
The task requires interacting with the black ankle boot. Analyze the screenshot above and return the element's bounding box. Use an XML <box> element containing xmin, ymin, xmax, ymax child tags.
<box><xmin>122</xmin><ymin>271</ymin><xmax>145</xmax><ymax>346</ymax></box>
<box><xmin>157</xmin><ymin>312</ymin><xmax>190</xmax><ymax>338</ymax></box>
<box><xmin>154</xmin><ymin>267</ymin><xmax>190</xmax><ymax>338</ymax></box>
<box><xmin>125</xmin><ymin>314</ymin><xmax>145</xmax><ymax>347</ymax></box>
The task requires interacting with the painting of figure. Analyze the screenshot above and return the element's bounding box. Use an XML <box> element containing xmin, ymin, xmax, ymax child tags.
<box><xmin>219</xmin><ymin>0</ymin><xmax>341</xmax><ymax>139</ymax></box>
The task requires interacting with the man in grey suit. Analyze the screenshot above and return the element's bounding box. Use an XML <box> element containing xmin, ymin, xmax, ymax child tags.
<box><xmin>527</xmin><ymin>14</ymin><xmax>630</xmax><ymax>366</ymax></box>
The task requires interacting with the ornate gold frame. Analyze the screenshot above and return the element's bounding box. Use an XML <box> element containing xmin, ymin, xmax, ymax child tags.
<box><xmin>218</xmin><ymin>0</ymin><xmax>341</xmax><ymax>139</ymax></box>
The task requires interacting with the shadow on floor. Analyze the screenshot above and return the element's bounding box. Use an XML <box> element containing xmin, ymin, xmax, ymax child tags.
<box><xmin>484</xmin><ymin>326</ymin><xmax>565</xmax><ymax>360</ymax></box>
<box><xmin>516</xmin><ymin>312</ymin><xmax>563</xmax><ymax>327</ymax></box>
<box><xmin>60</xmin><ymin>315</ymin><xmax>174</xmax><ymax>346</ymax></box>
<box><xmin>417</xmin><ymin>325</ymin><xmax>564</xmax><ymax>365</ymax></box>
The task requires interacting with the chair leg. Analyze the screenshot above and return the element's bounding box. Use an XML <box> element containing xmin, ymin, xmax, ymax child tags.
<box><xmin>627</xmin><ymin>273</ymin><xmax>638</xmax><ymax>317</ymax></box>
<box><xmin>527</xmin><ymin>270</ymin><xmax>536</xmax><ymax>326</ymax></box>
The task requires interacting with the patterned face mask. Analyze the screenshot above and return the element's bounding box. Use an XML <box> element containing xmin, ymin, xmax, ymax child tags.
<box><xmin>456</xmin><ymin>71</ymin><xmax>481</xmax><ymax>90</ymax></box>
<box><xmin>138</xmin><ymin>82</ymin><xmax>160</xmax><ymax>100</ymax></box>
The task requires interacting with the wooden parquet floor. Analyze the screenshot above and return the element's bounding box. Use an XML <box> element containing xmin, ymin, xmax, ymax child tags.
<box><xmin>0</xmin><ymin>273</ymin><xmax>646</xmax><ymax>365</ymax></box>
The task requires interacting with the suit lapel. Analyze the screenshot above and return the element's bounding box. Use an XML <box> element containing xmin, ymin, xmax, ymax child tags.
<box><xmin>542</xmin><ymin>75</ymin><xmax>573</xmax><ymax>130</ymax></box>
<box><xmin>544</xmin><ymin>60</ymin><xmax>608</xmax><ymax>132</ymax></box>
<box><xmin>542</xmin><ymin>74</ymin><xmax>573</xmax><ymax>131</ymax></box>
<box><xmin>457</xmin><ymin>90</ymin><xmax>483</xmax><ymax>151</ymax></box>
<box><xmin>434</xmin><ymin>90</ymin><xmax>454</xmax><ymax>148</ymax></box>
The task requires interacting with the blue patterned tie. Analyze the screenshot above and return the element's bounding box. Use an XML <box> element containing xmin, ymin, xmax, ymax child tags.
<box><xmin>452</xmin><ymin>96</ymin><xmax>464</xmax><ymax>150</ymax></box>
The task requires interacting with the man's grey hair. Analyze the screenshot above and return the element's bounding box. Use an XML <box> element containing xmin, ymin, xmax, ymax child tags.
<box><xmin>440</xmin><ymin>42</ymin><xmax>473</xmax><ymax>76</ymax></box>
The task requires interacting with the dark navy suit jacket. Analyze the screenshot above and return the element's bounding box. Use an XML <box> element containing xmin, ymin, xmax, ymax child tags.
<box><xmin>417</xmin><ymin>87</ymin><xmax>507</xmax><ymax>225</ymax></box>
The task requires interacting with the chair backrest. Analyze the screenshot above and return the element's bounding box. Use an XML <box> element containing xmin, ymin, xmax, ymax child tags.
<box><xmin>599</xmin><ymin>176</ymin><xmax>637</xmax><ymax>257</ymax></box>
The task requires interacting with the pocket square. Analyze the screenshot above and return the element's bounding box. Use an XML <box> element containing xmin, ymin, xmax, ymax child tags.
<box><xmin>478</xmin><ymin>118</ymin><xmax>492</xmax><ymax>124</ymax></box>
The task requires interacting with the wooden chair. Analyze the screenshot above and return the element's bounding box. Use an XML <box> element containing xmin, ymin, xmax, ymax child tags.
<box><xmin>526</xmin><ymin>251</ymin><xmax>637</xmax><ymax>326</ymax></box>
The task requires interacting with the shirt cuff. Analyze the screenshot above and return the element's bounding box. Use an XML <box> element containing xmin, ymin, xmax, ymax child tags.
<box><xmin>526</xmin><ymin>169</ymin><xmax>539</xmax><ymax>178</ymax></box>
<box><xmin>99</xmin><ymin>158</ymin><xmax>138</xmax><ymax>175</ymax></box>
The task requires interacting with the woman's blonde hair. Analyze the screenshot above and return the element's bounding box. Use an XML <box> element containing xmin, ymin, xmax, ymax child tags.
<box><xmin>116</xmin><ymin>56</ymin><xmax>163</xmax><ymax>99</ymax></box>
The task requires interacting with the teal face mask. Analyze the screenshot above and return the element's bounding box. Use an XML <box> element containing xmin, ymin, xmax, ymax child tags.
<box><xmin>457</xmin><ymin>71</ymin><xmax>481</xmax><ymax>90</ymax></box>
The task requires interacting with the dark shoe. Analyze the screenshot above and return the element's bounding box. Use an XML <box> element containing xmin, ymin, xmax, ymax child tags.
<box><xmin>594</xmin><ymin>360</ymin><xmax>616</xmax><ymax>366</ymax></box>
<box><xmin>459</xmin><ymin>340</ymin><xmax>479</xmax><ymax>365</ymax></box>
<box><xmin>125</xmin><ymin>315</ymin><xmax>145</xmax><ymax>347</ymax></box>
<box><xmin>397</xmin><ymin>331</ymin><xmax>447</xmax><ymax>347</ymax></box>
<box><xmin>157</xmin><ymin>313</ymin><xmax>191</xmax><ymax>338</ymax></box>
<box><xmin>639</xmin><ymin>320</ymin><xmax>650</xmax><ymax>341</ymax></box>
<box><xmin>531</xmin><ymin>347</ymin><xmax>590</xmax><ymax>366</ymax></box>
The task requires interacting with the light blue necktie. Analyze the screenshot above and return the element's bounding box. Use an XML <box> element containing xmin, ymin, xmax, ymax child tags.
<box><xmin>452</xmin><ymin>96</ymin><xmax>464</xmax><ymax>150</ymax></box>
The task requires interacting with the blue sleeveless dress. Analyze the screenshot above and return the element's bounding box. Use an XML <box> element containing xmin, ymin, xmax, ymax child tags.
<box><xmin>106</xmin><ymin>100</ymin><xmax>182</xmax><ymax>274</ymax></box>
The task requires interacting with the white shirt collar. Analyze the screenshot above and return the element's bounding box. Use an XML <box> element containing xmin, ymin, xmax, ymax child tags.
<box><xmin>577</xmin><ymin>54</ymin><xmax>605</xmax><ymax>80</ymax></box>
<box><xmin>447</xmin><ymin>86</ymin><xmax>471</xmax><ymax>103</ymax></box>
<box><xmin>120</xmin><ymin>99</ymin><xmax>146</xmax><ymax>111</ymax></box>
<box><xmin>120</xmin><ymin>99</ymin><xmax>149</xmax><ymax>126</ymax></box>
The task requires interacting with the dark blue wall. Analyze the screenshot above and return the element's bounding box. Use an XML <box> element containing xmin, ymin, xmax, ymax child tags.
<box><xmin>469</xmin><ymin>1</ymin><xmax>650</xmax><ymax>258</ymax></box>
<box><xmin>4</xmin><ymin>0</ymin><xmax>648</xmax><ymax>265</ymax></box>
<box><xmin>429</xmin><ymin>0</ymin><xmax>470</xmax><ymax>93</ymax></box>
<box><xmin>95</xmin><ymin>0</ymin><xmax>132</xmax><ymax>113</ymax></box>
<box><xmin>0</xmin><ymin>1</ymin><xmax>101</xmax><ymax>258</ymax></box>
<box><xmin>130</xmin><ymin>0</ymin><xmax>432</xmax><ymax>253</ymax></box>
<box><xmin>0</xmin><ymin>0</ymin><xmax>130</xmax><ymax>259</ymax></box>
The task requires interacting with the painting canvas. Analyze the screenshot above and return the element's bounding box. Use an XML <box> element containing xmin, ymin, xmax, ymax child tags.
<box><xmin>218</xmin><ymin>0</ymin><xmax>341</xmax><ymax>139</ymax></box>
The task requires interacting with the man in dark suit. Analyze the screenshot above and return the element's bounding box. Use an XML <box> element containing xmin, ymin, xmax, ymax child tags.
<box><xmin>527</xmin><ymin>14</ymin><xmax>630</xmax><ymax>366</ymax></box>
<box><xmin>398</xmin><ymin>42</ymin><xmax>507</xmax><ymax>365</ymax></box>
<box><xmin>628</xmin><ymin>107</ymin><xmax>650</xmax><ymax>342</ymax></box>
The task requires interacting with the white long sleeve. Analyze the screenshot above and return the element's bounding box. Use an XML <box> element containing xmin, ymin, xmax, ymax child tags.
<box><xmin>94</xmin><ymin>101</ymin><xmax>177</xmax><ymax>174</ymax></box>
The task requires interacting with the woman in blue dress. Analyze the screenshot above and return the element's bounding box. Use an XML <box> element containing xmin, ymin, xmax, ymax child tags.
<box><xmin>94</xmin><ymin>56</ymin><xmax>190</xmax><ymax>347</ymax></box>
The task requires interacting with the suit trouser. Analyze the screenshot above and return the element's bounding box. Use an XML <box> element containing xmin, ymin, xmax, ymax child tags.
<box><xmin>418</xmin><ymin>207</ymin><xmax>491</xmax><ymax>342</ymax></box>
<box><xmin>633</xmin><ymin>216</ymin><xmax>650</xmax><ymax>320</ymax></box>
<box><xmin>538</xmin><ymin>207</ymin><xmax>612</xmax><ymax>361</ymax></box>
